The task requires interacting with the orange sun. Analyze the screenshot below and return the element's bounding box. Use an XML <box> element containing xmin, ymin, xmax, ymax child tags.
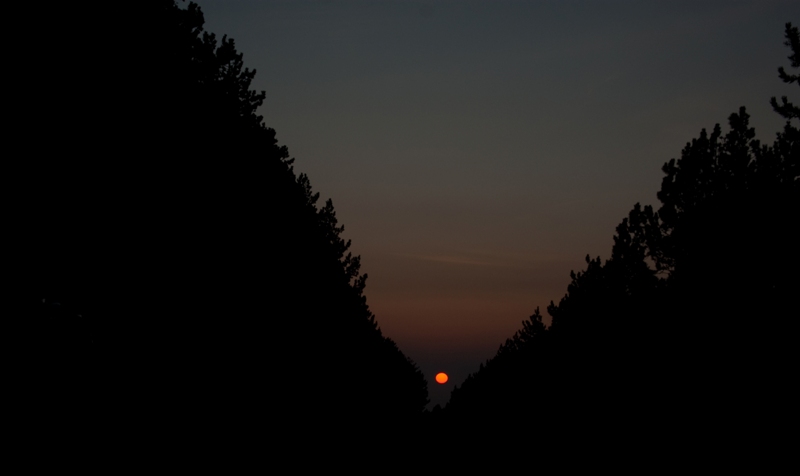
<box><xmin>435</xmin><ymin>372</ymin><xmax>449</xmax><ymax>384</ymax></box>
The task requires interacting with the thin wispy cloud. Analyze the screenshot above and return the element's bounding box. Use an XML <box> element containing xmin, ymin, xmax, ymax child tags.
<box><xmin>398</xmin><ymin>250</ymin><xmax>572</xmax><ymax>268</ymax></box>
<box><xmin>405</xmin><ymin>254</ymin><xmax>501</xmax><ymax>267</ymax></box>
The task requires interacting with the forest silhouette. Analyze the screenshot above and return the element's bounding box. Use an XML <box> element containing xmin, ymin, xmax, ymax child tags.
<box><xmin>16</xmin><ymin>0</ymin><xmax>797</xmax><ymax>456</ymax></box>
<box><xmin>441</xmin><ymin>22</ymin><xmax>799</xmax><ymax>449</ymax></box>
<box><xmin>18</xmin><ymin>0</ymin><xmax>427</xmax><ymax>453</ymax></box>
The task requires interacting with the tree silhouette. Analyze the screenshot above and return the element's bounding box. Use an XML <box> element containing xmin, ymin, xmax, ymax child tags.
<box><xmin>17</xmin><ymin>0</ymin><xmax>428</xmax><ymax>448</ymax></box>
<box><xmin>444</xmin><ymin>21</ymin><xmax>799</xmax><ymax>436</ymax></box>
<box><xmin>771</xmin><ymin>22</ymin><xmax>800</xmax><ymax>120</ymax></box>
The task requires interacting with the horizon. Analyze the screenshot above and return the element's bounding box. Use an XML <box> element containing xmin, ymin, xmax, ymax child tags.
<box><xmin>184</xmin><ymin>0</ymin><xmax>795</xmax><ymax>408</ymax></box>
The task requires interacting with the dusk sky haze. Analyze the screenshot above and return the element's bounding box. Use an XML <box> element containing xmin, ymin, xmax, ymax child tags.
<box><xmin>189</xmin><ymin>0</ymin><xmax>797</xmax><ymax>407</ymax></box>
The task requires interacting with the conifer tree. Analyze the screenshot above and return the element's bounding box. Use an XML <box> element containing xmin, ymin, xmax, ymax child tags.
<box><xmin>445</xmin><ymin>21</ymin><xmax>799</xmax><ymax>432</ymax></box>
<box><xmin>771</xmin><ymin>22</ymin><xmax>800</xmax><ymax>120</ymax></box>
<box><xmin>18</xmin><ymin>1</ymin><xmax>428</xmax><ymax>446</ymax></box>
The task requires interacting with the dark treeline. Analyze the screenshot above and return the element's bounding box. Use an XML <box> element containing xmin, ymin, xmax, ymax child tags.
<box><xmin>15</xmin><ymin>0</ymin><xmax>427</xmax><ymax>454</ymax></box>
<box><xmin>12</xmin><ymin>0</ymin><xmax>797</xmax><ymax>460</ymax></box>
<box><xmin>442</xmin><ymin>23</ymin><xmax>799</xmax><ymax>449</ymax></box>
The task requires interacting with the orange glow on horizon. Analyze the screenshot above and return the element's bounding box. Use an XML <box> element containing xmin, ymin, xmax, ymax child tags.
<box><xmin>435</xmin><ymin>372</ymin><xmax>449</xmax><ymax>384</ymax></box>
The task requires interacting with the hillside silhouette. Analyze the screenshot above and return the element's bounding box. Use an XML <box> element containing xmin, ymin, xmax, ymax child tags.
<box><xmin>443</xmin><ymin>22</ymin><xmax>799</xmax><ymax>442</ymax></box>
<box><xmin>16</xmin><ymin>0</ymin><xmax>428</xmax><ymax>450</ymax></box>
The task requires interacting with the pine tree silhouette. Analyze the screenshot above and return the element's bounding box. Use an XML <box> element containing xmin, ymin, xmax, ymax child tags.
<box><xmin>771</xmin><ymin>22</ymin><xmax>800</xmax><ymax>120</ymax></box>
<box><xmin>16</xmin><ymin>1</ymin><xmax>428</xmax><ymax>453</ymax></box>
<box><xmin>444</xmin><ymin>21</ymin><xmax>799</xmax><ymax>442</ymax></box>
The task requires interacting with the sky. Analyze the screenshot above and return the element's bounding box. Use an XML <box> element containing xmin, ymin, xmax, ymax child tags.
<box><xmin>188</xmin><ymin>0</ymin><xmax>797</xmax><ymax>408</ymax></box>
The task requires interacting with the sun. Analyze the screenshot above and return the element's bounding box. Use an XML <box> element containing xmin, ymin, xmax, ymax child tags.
<box><xmin>435</xmin><ymin>372</ymin><xmax>449</xmax><ymax>384</ymax></box>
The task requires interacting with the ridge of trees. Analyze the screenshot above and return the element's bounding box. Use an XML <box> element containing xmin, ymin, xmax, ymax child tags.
<box><xmin>444</xmin><ymin>22</ymin><xmax>799</xmax><ymax>435</ymax></box>
<box><xmin>18</xmin><ymin>0</ymin><xmax>428</xmax><ymax>449</ymax></box>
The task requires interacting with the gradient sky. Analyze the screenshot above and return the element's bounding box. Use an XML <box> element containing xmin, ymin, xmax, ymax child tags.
<box><xmin>189</xmin><ymin>0</ymin><xmax>797</xmax><ymax>407</ymax></box>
